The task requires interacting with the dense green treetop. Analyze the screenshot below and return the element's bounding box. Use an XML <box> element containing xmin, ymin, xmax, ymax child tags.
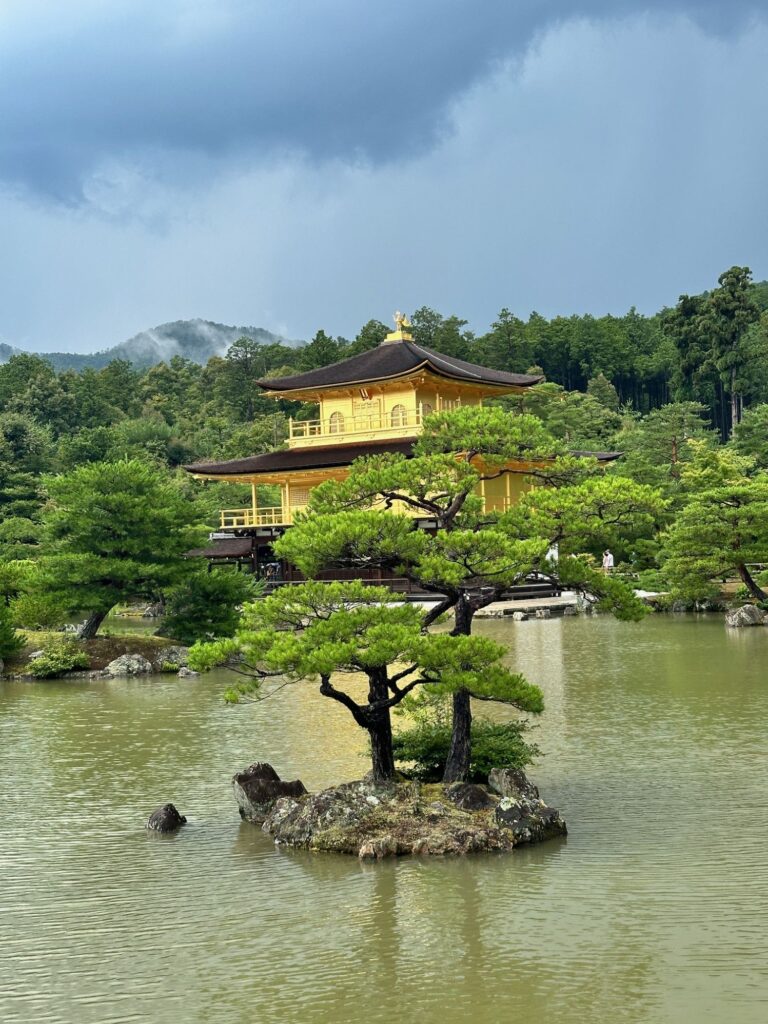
<box><xmin>190</xmin><ymin>580</ymin><xmax>543</xmax><ymax>781</ymax></box>
<box><xmin>36</xmin><ymin>459</ymin><xmax>203</xmax><ymax>636</ymax></box>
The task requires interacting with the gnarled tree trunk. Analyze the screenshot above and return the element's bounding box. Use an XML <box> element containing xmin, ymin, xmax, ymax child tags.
<box><xmin>737</xmin><ymin>563</ymin><xmax>768</xmax><ymax>602</ymax></box>
<box><xmin>78</xmin><ymin>609</ymin><xmax>108</xmax><ymax>640</ymax></box>
<box><xmin>443</xmin><ymin>592</ymin><xmax>476</xmax><ymax>783</ymax></box>
<box><xmin>443</xmin><ymin>688</ymin><xmax>472</xmax><ymax>783</ymax></box>
<box><xmin>367</xmin><ymin>666</ymin><xmax>395</xmax><ymax>782</ymax></box>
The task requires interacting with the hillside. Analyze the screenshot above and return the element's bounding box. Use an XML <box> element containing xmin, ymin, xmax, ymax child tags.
<box><xmin>0</xmin><ymin>319</ymin><xmax>294</xmax><ymax>371</ymax></box>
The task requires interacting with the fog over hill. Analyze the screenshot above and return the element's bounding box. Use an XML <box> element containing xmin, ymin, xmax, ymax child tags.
<box><xmin>0</xmin><ymin>319</ymin><xmax>297</xmax><ymax>371</ymax></box>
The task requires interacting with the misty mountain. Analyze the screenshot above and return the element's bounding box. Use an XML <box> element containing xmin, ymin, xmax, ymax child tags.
<box><xmin>0</xmin><ymin>319</ymin><xmax>295</xmax><ymax>371</ymax></box>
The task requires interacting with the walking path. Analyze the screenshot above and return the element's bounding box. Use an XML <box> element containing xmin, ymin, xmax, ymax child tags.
<box><xmin>474</xmin><ymin>592</ymin><xmax>579</xmax><ymax>617</ymax></box>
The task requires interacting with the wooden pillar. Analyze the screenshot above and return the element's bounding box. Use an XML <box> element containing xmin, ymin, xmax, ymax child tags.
<box><xmin>505</xmin><ymin>472</ymin><xmax>511</xmax><ymax>511</ymax></box>
<box><xmin>251</xmin><ymin>483</ymin><xmax>258</xmax><ymax>526</ymax></box>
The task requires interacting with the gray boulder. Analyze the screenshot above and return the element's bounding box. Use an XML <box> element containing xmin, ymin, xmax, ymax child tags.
<box><xmin>177</xmin><ymin>667</ymin><xmax>199</xmax><ymax>678</ymax></box>
<box><xmin>495</xmin><ymin>798</ymin><xmax>566</xmax><ymax>844</ymax></box>
<box><xmin>233</xmin><ymin>762</ymin><xmax>307</xmax><ymax>823</ymax></box>
<box><xmin>261</xmin><ymin>778</ymin><xmax>398</xmax><ymax>848</ymax></box>
<box><xmin>445</xmin><ymin>782</ymin><xmax>494</xmax><ymax>811</ymax></box>
<box><xmin>725</xmin><ymin>604</ymin><xmax>766</xmax><ymax>628</ymax></box>
<box><xmin>156</xmin><ymin>645</ymin><xmax>190</xmax><ymax>668</ymax></box>
<box><xmin>358</xmin><ymin>835</ymin><xmax>398</xmax><ymax>860</ymax></box>
<box><xmin>488</xmin><ymin>767</ymin><xmax>540</xmax><ymax>801</ymax></box>
<box><xmin>146</xmin><ymin>803</ymin><xmax>187</xmax><ymax>832</ymax></box>
<box><xmin>105</xmin><ymin>654</ymin><xmax>153</xmax><ymax>676</ymax></box>
<box><xmin>511</xmin><ymin>611</ymin><xmax>528</xmax><ymax>622</ymax></box>
<box><xmin>535</xmin><ymin>608</ymin><xmax>551</xmax><ymax>619</ymax></box>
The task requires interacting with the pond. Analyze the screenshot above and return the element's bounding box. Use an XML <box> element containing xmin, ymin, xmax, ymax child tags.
<box><xmin>0</xmin><ymin>615</ymin><xmax>766</xmax><ymax>1024</ymax></box>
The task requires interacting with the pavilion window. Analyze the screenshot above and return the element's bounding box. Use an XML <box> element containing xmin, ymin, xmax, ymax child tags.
<box><xmin>290</xmin><ymin>486</ymin><xmax>310</xmax><ymax>507</ymax></box>
<box><xmin>329</xmin><ymin>411</ymin><xmax>345</xmax><ymax>434</ymax></box>
<box><xmin>391</xmin><ymin>404</ymin><xmax>408</xmax><ymax>427</ymax></box>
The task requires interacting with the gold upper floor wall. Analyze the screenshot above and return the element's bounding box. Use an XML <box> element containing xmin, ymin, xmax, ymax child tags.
<box><xmin>285</xmin><ymin>375</ymin><xmax>485</xmax><ymax>449</ymax></box>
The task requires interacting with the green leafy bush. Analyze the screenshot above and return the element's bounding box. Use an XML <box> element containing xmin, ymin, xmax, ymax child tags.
<box><xmin>28</xmin><ymin>638</ymin><xmax>90</xmax><ymax>679</ymax></box>
<box><xmin>158</xmin><ymin>569</ymin><xmax>263</xmax><ymax>646</ymax></box>
<box><xmin>635</xmin><ymin>569</ymin><xmax>669</xmax><ymax>592</ymax></box>
<box><xmin>11</xmin><ymin>592</ymin><xmax>69</xmax><ymax>630</ymax></box>
<box><xmin>0</xmin><ymin>603</ymin><xmax>24</xmax><ymax>660</ymax></box>
<box><xmin>392</xmin><ymin>719</ymin><xmax>540</xmax><ymax>782</ymax></box>
<box><xmin>160</xmin><ymin>660</ymin><xmax>180</xmax><ymax>673</ymax></box>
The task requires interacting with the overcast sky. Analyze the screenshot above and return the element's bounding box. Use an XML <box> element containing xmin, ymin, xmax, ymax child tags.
<box><xmin>1</xmin><ymin>0</ymin><xmax>767</xmax><ymax>352</ymax></box>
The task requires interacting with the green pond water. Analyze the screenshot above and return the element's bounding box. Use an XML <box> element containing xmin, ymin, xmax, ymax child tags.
<box><xmin>0</xmin><ymin>614</ymin><xmax>766</xmax><ymax>1024</ymax></box>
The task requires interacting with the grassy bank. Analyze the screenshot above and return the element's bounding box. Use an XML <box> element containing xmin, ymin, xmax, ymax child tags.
<box><xmin>5</xmin><ymin>631</ymin><xmax>183</xmax><ymax>676</ymax></box>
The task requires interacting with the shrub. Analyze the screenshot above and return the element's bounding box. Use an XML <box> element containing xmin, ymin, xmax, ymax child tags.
<box><xmin>158</xmin><ymin>569</ymin><xmax>263</xmax><ymax>646</ymax></box>
<box><xmin>635</xmin><ymin>569</ymin><xmax>669</xmax><ymax>592</ymax></box>
<box><xmin>10</xmin><ymin>592</ymin><xmax>69</xmax><ymax>630</ymax></box>
<box><xmin>160</xmin><ymin>661</ymin><xmax>180</xmax><ymax>673</ymax></box>
<box><xmin>392</xmin><ymin>719</ymin><xmax>540</xmax><ymax>782</ymax></box>
<box><xmin>0</xmin><ymin>603</ymin><xmax>24</xmax><ymax>660</ymax></box>
<box><xmin>28</xmin><ymin>638</ymin><xmax>90</xmax><ymax>679</ymax></box>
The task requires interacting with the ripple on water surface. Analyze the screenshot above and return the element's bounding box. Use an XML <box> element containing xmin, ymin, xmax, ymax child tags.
<box><xmin>0</xmin><ymin>614</ymin><xmax>767</xmax><ymax>1024</ymax></box>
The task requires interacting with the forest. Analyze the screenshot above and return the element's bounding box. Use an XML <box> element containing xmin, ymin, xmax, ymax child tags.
<box><xmin>1</xmin><ymin>264</ymin><xmax>768</xmax><ymax>647</ymax></box>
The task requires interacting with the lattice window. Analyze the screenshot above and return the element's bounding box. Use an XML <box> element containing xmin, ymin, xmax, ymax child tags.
<box><xmin>328</xmin><ymin>411</ymin><xmax>345</xmax><ymax>434</ymax></box>
<box><xmin>289</xmin><ymin>486</ymin><xmax>310</xmax><ymax>507</ymax></box>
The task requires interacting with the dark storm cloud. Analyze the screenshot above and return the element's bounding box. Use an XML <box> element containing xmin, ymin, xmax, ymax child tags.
<box><xmin>0</xmin><ymin>0</ymin><xmax>763</xmax><ymax>201</ymax></box>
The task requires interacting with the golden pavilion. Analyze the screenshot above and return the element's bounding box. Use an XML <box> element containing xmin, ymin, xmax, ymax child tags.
<box><xmin>184</xmin><ymin>314</ymin><xmax>600</xmax><ymax>577</ymax></box>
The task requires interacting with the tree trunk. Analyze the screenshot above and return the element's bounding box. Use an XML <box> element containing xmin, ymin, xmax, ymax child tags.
<box><xmin>443</xmin><ymin>688</ymin><xmax>472</xmax><ymax>782</ymax></box>
<box><xmin>737</xmin><ymin>563</ymin><xmax>768</xmax><ymax>602</ymax></box>
<box><xmin>368</xmin><ymin>715</ymin><xmax>395</xmax><ymax>783</ymax></box>
<box><xmin>443</xmin><ymin>592</ymin><xmax>475</xmax><ymax>782</ymax></box>
<box><xmin>730</xmin><ymin>367</ymin><xmax>739</xmax><ymax>436</ymax></box>
<box><xmin>367</xmin><ymin>667</ymin><xmax>395</xmax><ymax>783</ymax></box>
<box><xmin>78</xmin><ymin>609</ymin><xmax>108</xmax><ymax>640</ymax></box>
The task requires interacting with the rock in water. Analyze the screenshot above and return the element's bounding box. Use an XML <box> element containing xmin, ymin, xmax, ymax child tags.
<box><xmin>487</xmin><ymin>767</ymin><xmax>540</xmax><ymax>800</ymax></box>
<box><xmin>146</xmin><ymin>803</ymin><xmax>187</xmax><ymax>832</ymax></box>
<box><xmin>725</xmin><ymin>605</ymin><xmax>766</xmax><ymax>628</ymax></box>
<box><xmin>232</xmin><ymin>762</ymin><xmax>308</xmax><ymax>823</ymax></box>
<box><xmin>255</xmin><ymin>772</ymin><xmax>567</xmax><ymax>857</ymax></box>
<box><xmin>105</xmin><ymin>654</ymin><xmax>153</xmax><ymax>676</ymax></box>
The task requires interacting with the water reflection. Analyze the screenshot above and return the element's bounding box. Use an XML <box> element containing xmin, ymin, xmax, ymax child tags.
<box><xmin>0</xmin><ymin>616</ymin><xmax>767</xmax><ymax>1023</ymax></box>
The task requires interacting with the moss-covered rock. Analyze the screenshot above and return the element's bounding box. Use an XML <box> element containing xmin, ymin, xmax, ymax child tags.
<box><xmin>245</xmin><ymin>765</ymin><xmax>566</xmax><ymax>858</ymax></box>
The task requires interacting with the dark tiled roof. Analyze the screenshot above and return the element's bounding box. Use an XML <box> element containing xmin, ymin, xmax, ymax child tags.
<box><xmin>186</xmin><ymin>538</ymin><xmax>254</xmax><ymax>558</ymax></box>
<box><xmin>571</xmin><ymin>450</ymin><xmax>623</xmax><ymax>462</ymax></box>
<box><xmin>184</xmin><ymin>438</ymin><xmax>419</xmax><ymax>476</ymax></box>
<box><xmin>184</xmin><ymin>439</ymin><xmax>622</xmax><ymax>477</ymax></box>
<box><xmin>257</xmin><ymin>341</ymin><xmax>544</xmax><ymax>392</ymax></box>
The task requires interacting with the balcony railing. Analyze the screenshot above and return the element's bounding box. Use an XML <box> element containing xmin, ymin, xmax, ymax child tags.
<box><xmin>289</xmin><ymin>407</ymin><xmax>424</xmax><ymax>442</ymax></box>
<box><xmin>220</xmin><ymin>507</ymin><xmax>286</xmax><ymax>529</ymax></box>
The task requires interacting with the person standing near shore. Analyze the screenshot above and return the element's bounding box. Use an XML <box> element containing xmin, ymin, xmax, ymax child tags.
<box><xmin>602</xmin><ymin>549</ymin><xmax>614</xmax><ymax>573</ymax></box>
